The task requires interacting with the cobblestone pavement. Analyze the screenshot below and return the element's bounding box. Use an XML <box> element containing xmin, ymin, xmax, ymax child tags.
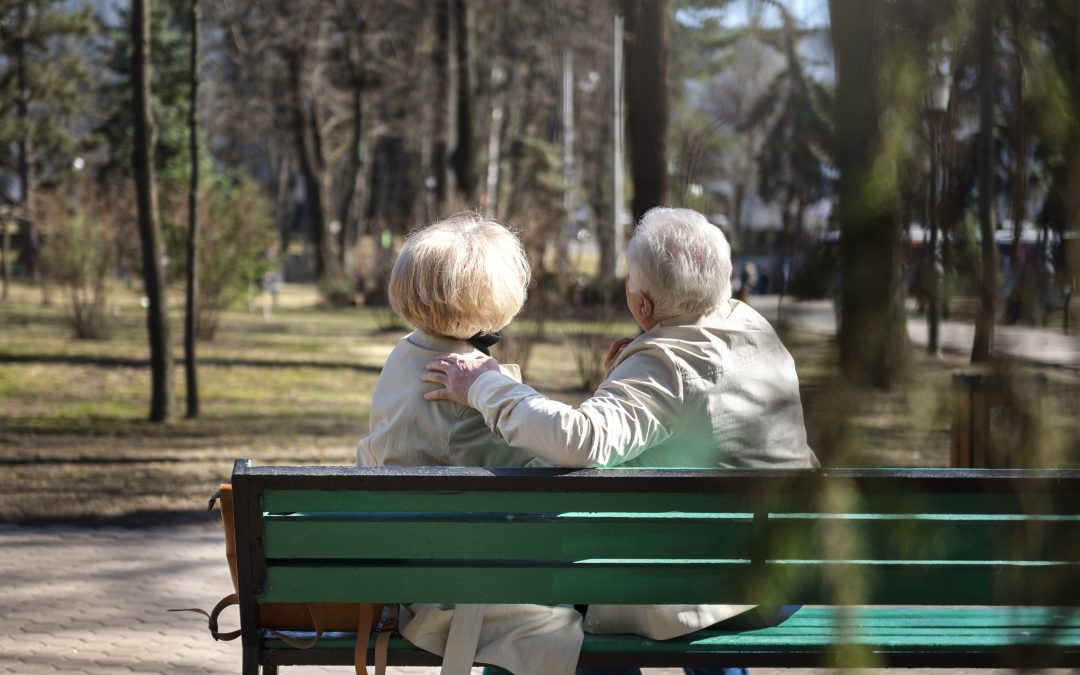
<box><xmin>0</xmin><ymin>525</ymin><xmax>1052</xmax><ymax>675</ymax></box>
<box><xmin>0</xmin><ymin>525</ymin><xmax>684</xmax><ymax>674</ymax></box>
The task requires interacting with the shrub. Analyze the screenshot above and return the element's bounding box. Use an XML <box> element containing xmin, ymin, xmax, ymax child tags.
<box><xmin>163</xmin><ymin>172</ymin><xmax>274</xmax><ymax>340</ymax></box>
<box><xmin>563</xmin><ymin>308</ymin><xmax>625</xmax><ymax>391</ymax></box>
<box><xmin>39</xmin><ymin>187</ymin><xmax>127</xmax><ymax>339</ymax></box>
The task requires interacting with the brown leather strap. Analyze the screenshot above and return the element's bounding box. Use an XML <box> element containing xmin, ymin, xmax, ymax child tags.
<box><xmin>373</xmin><ymin>604</ymin><xmax>398</xmax><ymax>675</ymax></box>
<box><xmin>168</xmin><ymin>593</ymin><xmax>242</xmax><ymax>642</ymax></box>
<box><xmin>352</xmin><ymin>603</ymin><xmax>376</xmax><ymax>675</ymax></box>
<box><xmin>268</xmin><ymin>603</ymin><xmax>325</xmax><ymax>649</ymax></box>
<box><xmin>374</xmin><ymin>630</ymin><xmax>392</xmax><ymax>675</ymax></box>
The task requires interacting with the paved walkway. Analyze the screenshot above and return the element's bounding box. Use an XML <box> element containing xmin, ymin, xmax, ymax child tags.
<box><xmin>752</xmin><ymin>296</ymin><xmax>1080</xmax><ymax>370</ymax></box>
<box><xmin>0</xmin><ymin>526</ymin><xmax>696</xmax><ymax>674</ymax></box>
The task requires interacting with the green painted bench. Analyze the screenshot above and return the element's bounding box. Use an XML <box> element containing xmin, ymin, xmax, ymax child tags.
<box><xmin>228</xmin><ymin>459</ymin><xmax>1080</xmax><ymax>673</ymax></box>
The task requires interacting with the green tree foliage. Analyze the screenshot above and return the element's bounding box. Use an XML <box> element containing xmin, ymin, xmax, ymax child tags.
<box><xmin>753</xmin><ymin>8</ymin><xmax>833</xmax><ymax>269</ymax></box>
<box><xmin>161</xmin><ymin>166</ymin><xmax>273</xmax><ymax>340</ymax></box>
<box><xmin>95</xmin><ymin>0</ymin><xmax>190</xmax><ymax>183</ymax></box>
<box><xmin>0</xmin><ymin>0</ymin><xmax>92</xmax><ymax>277</ymax></box>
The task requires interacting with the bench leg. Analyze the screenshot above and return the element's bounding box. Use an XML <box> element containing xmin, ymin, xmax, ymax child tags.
<box><xmin>242</xmin><ymin>648</ymin><xmax>259</xmax><ymax>675</ymax></box>
<box><xmin>263</xmin><ymin>666</ymin><xmax>278</xmax><ymax>675</ymax></box>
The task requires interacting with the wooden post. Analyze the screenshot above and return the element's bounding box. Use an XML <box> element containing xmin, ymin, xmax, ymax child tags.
<box><xmin>951</xmin><ymin>372</ymin><xmax>1048</xmax><ymax>468</ymax></box>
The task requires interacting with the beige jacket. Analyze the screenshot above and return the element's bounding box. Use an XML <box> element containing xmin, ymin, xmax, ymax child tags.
<box><xmin>358</xmin><ymin>330</ymin><xmax>536</xmax><ymax>468</ymax></box>
<box><xmin>358</xmin><ymin>329</ymin><xmax>583</xmax><ymax>674</ymax></box>
<box><xmin>466</xmin><ymin>299</ymin><xmax>819</xmax><ymax>639</ymax></box>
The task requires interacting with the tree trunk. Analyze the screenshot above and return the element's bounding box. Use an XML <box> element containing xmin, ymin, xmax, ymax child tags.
<box><xmin>484</xmin><ymin>64</ymin><xmax>507</xmax><ymax>218</ymax></box>
<box><xmin>449</xmin><ymin>0</ymin><xmax>476</xmax><ymax>203</ymax></box>
<box><xmin>431</xmin><ymin>0</ymin><xmax>451</xmax><ymax>212</ymax></box>
<box><xmin>972</xmin><ymin>0</ymin><xmax>997</xmax><ymax>363</ymax></box>
<box><xmin>593</xmin><ymin>60</ymin><xmax>615</xmax><ymax>281</ymax></box>
<box><xmin>132</xmin><ymin>0</ymin><xmax>175</xmax><ymax>422</ymax></box>
<box><xmin>621</xmin><ymin>0</ymin><xmax>670</xmax><ymax>223</ymax></box>
<box><xmin>1062</xmin><ymin>2</ymin><xmax>1080</xmax><ymax>335</ymax></box>
<box><xmin>184</xmin><ymin>0</ymin><xmax>200</xmax><ymax>419</ymax></box>
<box><xmin>16</xmin><ymin>1</ymin><xmax>39</xmax><ymax>283</ymax></box>
<box><xmin>1</xmin><ymin>211</ymin><xmax>9</xmax><ymax>300</ymax></box>
<box><xmin>829</xmin><ymin>0</ymin><xmax>910</xmax><ymax>388</ymax></box>
<box><xmin>274</xmin><ymin>154</ymin><xmax>294</xmax><ymax>262</ymax></box>
<box><xmin>1008</xmin><ymin>0</ymin><xmax>1026</xmax><ymax>267</ymax></box>
<box><xmin>339</xmin><ymin>12</ymin><xmax>368</xmax><ymax>266</ymax></box>
<box><xmin>286</xmin><ymin>49</ymin><xmax>338</xmax><ymax>283</ymax></box>
<box><xmin>559</xmin><ymin>48</ymin><xmax>575</xmax><ymax>276</ymax></box>
<box><xmin>501</xmin><ymin>63</ymin><xmax>538</xmax><ymax>221</ymax></box>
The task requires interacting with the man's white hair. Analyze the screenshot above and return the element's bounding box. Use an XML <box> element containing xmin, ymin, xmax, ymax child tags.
<box><xmin>625</xmin><ymin>207</ymin><xmax>733</xmax><ymax>318</ymax></box>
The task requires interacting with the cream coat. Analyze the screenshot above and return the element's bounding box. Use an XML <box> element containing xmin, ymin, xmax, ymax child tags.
<box><xmin>359</xmin><ymin>330</ymin><xmax>535</xmax><ymax>468</ymax></box>
<box><xmin>358</xmin><ymin>330</ymin><xmax>583</xmax><ymax>675</ymax></box>
<box><xmin>466</xmin><ymin>299</ymin><xmax>819</xmax><ymax>639</ymax></box>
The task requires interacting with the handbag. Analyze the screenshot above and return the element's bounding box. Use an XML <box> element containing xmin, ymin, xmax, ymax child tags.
<box><xmin>170</xmin><ymin>484</ymin><xmax>394</xmax><ymax>675</ymax></box>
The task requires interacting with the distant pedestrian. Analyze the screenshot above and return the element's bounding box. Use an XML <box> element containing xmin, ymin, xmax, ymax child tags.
<box><xmin>735</xmin><ymin>261</ymin><xmax>757</xmax><ymax>303</ymax></box>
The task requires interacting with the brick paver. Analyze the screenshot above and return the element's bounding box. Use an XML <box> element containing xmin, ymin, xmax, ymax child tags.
<box><xmin>0</xmin><ymin>525</ymin><xmax>446</xmax><ymax>674</ymax></box>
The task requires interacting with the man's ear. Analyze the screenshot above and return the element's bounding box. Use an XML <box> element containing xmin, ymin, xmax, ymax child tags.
<box><xmin>637</xmin><ymin>291</ymin><xmax>654</xmax><ymax>320</ymax></box>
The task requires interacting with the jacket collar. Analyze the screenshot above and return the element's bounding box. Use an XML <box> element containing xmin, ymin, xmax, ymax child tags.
<box><xmin>652</xmin><ymin>299</ymin><xmax>736</xmax><ymax>332</ymax></box>
<box><xmin>406</xmin><ymin>329</ymin><xmax>476</xmax><ymax>354</ymax></box>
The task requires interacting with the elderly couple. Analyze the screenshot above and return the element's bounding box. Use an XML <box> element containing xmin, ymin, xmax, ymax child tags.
<box><xmin>358</xmin><ymin>207</ymin><xmax>818</xmax><ymax>675</ymax></box>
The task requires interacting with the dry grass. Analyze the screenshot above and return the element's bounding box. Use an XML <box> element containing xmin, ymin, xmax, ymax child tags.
<box><xmin>1</xmin><ymin>281</ymin><xmax>1077</xmax><ymax>527</ymax></box>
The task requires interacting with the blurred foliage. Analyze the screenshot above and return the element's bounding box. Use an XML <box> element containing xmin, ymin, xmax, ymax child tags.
<box><xmin>161</xmin><ymin>166</ymin><xmax>274</xmax><ymax>340</ymax></box>
<box><xmin>0</xmin><ymin>0</ymin><xmax>93</xmax><ymax>189</ymax></box>
<box><xmin>37</xmin><ymin>183</ymin><xmax>129</xmax><ymax>339</ymax></box>
<box><xmin>93</xmin><ymin>0</ymin><xmax>191</xmax><ymax>184</ymax></box>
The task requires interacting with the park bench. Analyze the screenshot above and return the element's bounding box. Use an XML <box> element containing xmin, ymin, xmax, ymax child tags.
<box><xmin>227</xmin><ymin>459</ymin><xmax>1080</xmax><ymax>674</ymax></box>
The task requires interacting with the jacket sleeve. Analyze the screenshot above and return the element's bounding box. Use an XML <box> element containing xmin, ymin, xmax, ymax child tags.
<box><xmin>466</xmin><ymin>352</ymin><xmax>682</xmax><ymax>468</ymax></box>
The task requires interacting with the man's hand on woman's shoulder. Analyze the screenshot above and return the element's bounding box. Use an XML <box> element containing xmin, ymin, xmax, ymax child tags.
<box><xmin>422</xmin><ymin>353</ymin><xmax>502</xmax><ymax>405</ymax></box>
<box><xmin>604</xmin><ymin>337</ymin><xmax>635</xmax><ymax>371</ymax></box>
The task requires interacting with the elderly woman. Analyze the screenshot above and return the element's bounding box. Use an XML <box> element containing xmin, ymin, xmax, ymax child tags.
<box><xmin>357</xmin><ymin>213</ymin><xmax>583</xmax><ymax>675</ymax></box>
<box><xmin>358</xmin><ymin>212</ymin><xmax>537</xmax><ymax>468</ymax></box>
<box><xmin>424</xmin><ymin>207</ymin><xmax>818</xmax><ymax>675</ymax></box>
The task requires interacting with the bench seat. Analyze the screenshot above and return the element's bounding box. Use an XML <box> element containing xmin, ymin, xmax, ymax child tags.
<box><xmin>261</xmin><ymin>606</ymin><xmax>1080</xmax><ymax>669</ymax></box>
<box><xmin>229</xmin><ymin>462</ymin><xmax>1080</xmax><ymax>673</ymax></box>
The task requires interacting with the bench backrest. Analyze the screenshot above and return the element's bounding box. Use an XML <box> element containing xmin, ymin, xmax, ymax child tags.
<box><xmin>230</xmin><ymin>461</ymin><xmax>1080</xmax><ymax>609</ymax></box>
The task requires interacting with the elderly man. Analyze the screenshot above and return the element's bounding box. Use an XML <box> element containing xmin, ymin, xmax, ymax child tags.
<box><xmin>423</xmin><ymin>207</ymin><xmax>818</xmax><ymax>673</ymax></box>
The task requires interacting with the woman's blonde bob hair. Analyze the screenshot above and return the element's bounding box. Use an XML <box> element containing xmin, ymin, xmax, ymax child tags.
<box><xmin>388</xmin><ymin>213</ymin><xmax>530</xmax><ymax>340</ymax></box>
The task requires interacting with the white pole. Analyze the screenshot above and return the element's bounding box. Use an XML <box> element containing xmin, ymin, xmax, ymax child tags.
<box><xmin>613</xmin><ymin>13</ymin><xmax>626</xmax><ymax>278</ymax></box>
<box><xmin>561</xmin><ymin>48</ymin><xmax>575</xmax><ymax>275</ymax></box>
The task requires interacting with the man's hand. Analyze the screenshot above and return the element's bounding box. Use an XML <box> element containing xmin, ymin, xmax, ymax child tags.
<box><xmin>422</xmin><ymin>353</ymin><xmax>502</xmax><ymax>405</ymax></box>
<box><xmin>604</xmin><ymin>337</ymin><xmax>635</xmax><ymax>371</ymax></box>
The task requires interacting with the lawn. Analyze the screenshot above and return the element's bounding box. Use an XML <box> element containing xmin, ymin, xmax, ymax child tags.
<box><xmin>1</xmin><ymin>280</ymin><xmax>1076</xmax><ymax>526</ymax></box>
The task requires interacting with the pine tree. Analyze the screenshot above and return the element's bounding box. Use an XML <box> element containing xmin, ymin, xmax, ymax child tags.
<box><xmin>0</xmin><ymin>0</ymin><xmax>92</xmax><ymax>282</ymax></box>
<box><xmin>94</xmin><ymin>0</ymin><xmax>190</xmax><ymax>184</ymax></box>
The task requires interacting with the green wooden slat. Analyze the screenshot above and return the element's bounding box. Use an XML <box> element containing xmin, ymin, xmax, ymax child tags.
<box><xmin>261</xmin><ymin>513</ymin><xmax>1080</xmax><ymax>562</ymax></box>
<box><xmin>767</xmin><ymin>491</ymin><xmax>1080</xmax><ymax>516</ymax></box>
<box><xmin>260</xmin><ymin>607</ymin><xmax>1080</xmax><ymax>653</ymax></box>
<box><xmin>766</xmin><ymin>560</ymin><xmax>1080</xmax><ymax>606</ymax></box>
<box><xmin>262</xmin><ymin>490</ymin><xmax>751</xmax><ymax>514</ymax></box>
<box><xmin>263</xmin><ymin>515</ymin><xmax>753</xmax><ymax>561</ymax></box>
<box><xmin>262</xmin><ymin>561</ymin><xmax>758</xmax><ymax>604</ymax></box>
<box><xmin>766</xmin><ymin>607</ymin><xmax>1080</xmax><ymax>628</ymax></box>
<box><xmin>766</xmin><ymin>515</ymin><xmax>1080</xmax><ymax>562</ymax></box>
<box><xmin>261</xmin><ymin>561</ymin><xmax>1079</xmax><ymax>606</ymax></box>
<box><xmin>263</xmin><ymin>488</ymin><xmax>1080</xmax><ymax>516</ymax></box>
